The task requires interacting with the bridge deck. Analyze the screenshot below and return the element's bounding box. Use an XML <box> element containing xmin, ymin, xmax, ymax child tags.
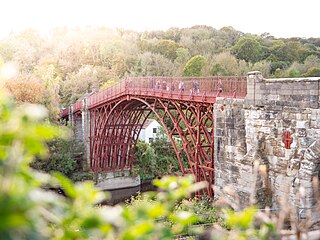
<box><xmin>61</xmin><ymin>76</ymin><xmax>247</xmax><ymax>117</ymax></box>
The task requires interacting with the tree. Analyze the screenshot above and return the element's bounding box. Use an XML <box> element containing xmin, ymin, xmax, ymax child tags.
<box><xmin>164</xmin><ymin>27</ymin><xmax>181</xmax><ymax>42</ymax></box>
<box><xmin>61</xmin><ymin>65</ymin><xmax>105</xmax><ymax>105</ymax></box>
<box><xmin>133</xmin><ymin>52</ymin><xmax>174</xmax><ymax>76</ymax></box>
<box><xmin>4</xmin><ymin>75</ymin><xmax>45</xmax><ymax>104</ymax></box>
<box><xmin>210</xmin><ymin>52</ymin><xmax>239</xmax><ymax>76</ymax></box>
<box><xmin>238</xmin><ymin>60</ymin><xmax>250</xmax><ymax>76</ymax></box>
<box><xmin>303</xmin><ymin>55</ymin><xmax>320</xmax><ymax>70</ymax></box>
<box><xmin>182</xmin><ymin>55</ymin><xmax>207</xmax><ymax>77</ymax></box>
<box><xmin>33</xmin><ymin>63</ymin><xmax>61</xmax><ymax>121</ymax></box>
<box><xmin>301</xmin><ymin>67</ymin><xmax>320</xmax><ymax>77</ymax></box>
<box><xmin>269</xmin><ymin>41</ymin><xmax>303</xmax><ymax>63</ymax></box>
<box><xmin>270</xmin><ymin>61</ymin><xmax>288</xmax><ymax>74</ymax></box>
<box><xmin>154</xmin><ymin>39</ymin><xmax>180</xmax><ymax>61</ymax></box>
<box><xmin>273</xmin><ymin>68</ymin><xmax>285</xmax><ymax>78</ymax></box>
<box><xmin>8</xmin><ymin>29</ymin><xmax>44</xmax><ymax>73</ymax></box>
<box><xmin>174</xmin><ymin>47</ymin><xmax>190</xmax><ymax>76</ymax></box>
<box><xmin>220</xmin><ymin>26</ymin><xmax>243</xmax><ymax>45</ymax></box>
<box><xmin>286</xmin><ymin>67</ymin><xmax>300</xmax><ymax>78</ymax></box>
<box><xmin>251</xmin><ymin>60</ymin><xmax>272</xmax><ymax>77</ymax></box>
<box><xmin>0</xmin><ymin>40</ymin><xmax>14</xmax><ymax>62</ymax></box>
<box><xmin>232</xmin><ymin>37</ymin><xmax>263</xmax><ymax>63</ymax></box>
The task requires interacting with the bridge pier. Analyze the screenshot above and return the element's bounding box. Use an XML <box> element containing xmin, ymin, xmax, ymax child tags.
<box><xmin>94</xmin><ymin>170</ymin><xmax>140</xmax><ymax>191</ymax></box>
<box><xmin>82</xmin><ymin>98</ymin><xmax>91</xmax><ymax>168</ymax></box>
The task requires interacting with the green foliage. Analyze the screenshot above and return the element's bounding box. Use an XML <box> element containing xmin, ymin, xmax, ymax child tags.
<box><xmin>133</xmin><ymin>125</ymin><xmax>188</xmax><ymax>181</ymax></box>
<box><xmin>232</xmin><ymin>37</ymin><xmax>263</xmax><ymax>63</ymax></box>
<box><xmin>301</xmin><ymin>67</ymin><xmax>320</xmax><ymax>77</ymax></box>
<box><xmin>31</xmin><ymin>139</ymin><xmax>75</xmax><ymax>176</ymax></box>
<box><xmin>121</xmin><ymin>175</ymin><xmax>205</xmax><ymax>239</ymax></box>
<box><xmin>222</xmin><ymin>206</ymin><xmax>277</xmax><ymax>239</ymax></box>
<box><xmin>175</xmin><ymin>198</ymin><xmax>221</xmax><ymax>226</ymax></box>
<box><xmin>303</xmin><ymin>55</ymin><xmax>320</xmax><ymax>71</ymax></box>
<box><xmin>270</xmin><ymin>61</ymin><xmax>288</xmax><ymax>74</ymax></box>
<box><xmin>2</xmin><ymin>26</ymin><xmax>320</xmax><ymax>111</ymax></box>
<box><xmin>270</xmin><ymin>41</ymin><xmax>306</xmax><ymax>63</ymax></box>
<box><xmin>182</xmin><ymin>55</ymin><xmax>207</xmax><ymax>77</ymax></box>
<box><xmin>287</xmin><ymin>67</ymin><xmax>300</xmax><ymax>78</ymax></box>
<box><xmin>211</xmin><ymin>63</ymin><xmax>228</xmax><ymax>76</ymax></box>
<box><xmin>30</xmin><ymin>138</ymin><xmax>92</xmax><ymax>182</ymax></box>
<box><xmin>0</xmin><ymin>93</ymin><xmax>67</xmax><ymax>239</ymax></box>
<box><xmin>33</xmin><ymin>63</ymin><xmax>61</xmax><ymax>121</ymax></box>
<box><xmin>133</xmin><ymin>52</ymin><xmax>175</xmax><ymax>76</ymax></box>
<box><xmin>133</xmin><ymin>130</ymin><xmax>184</xmax><ymax>180</ymax></box>
<box><xmin>210</xmin><ymin>52</ymin><xmax>239</xmax><ymax>76</ymax></box>
<box><xmin>133</xmin><ymin>141</ymin><xmax>157</xmax><ymax>179</ymax></box>
<box><xmin>273</xmin><ymin>68</ymin><xmax>285</xmax><ymax>78</ymax></box>
<box><xmin>0</xmin><ymin>91</ymin><xmax>207</xmax><ymax>239</ymax></box>
<box><xmin>154</xmin><ymin>39</ymin><xmax>180</xmax><ymax>61</ymax></box>
<box><xmin>251</xmin><ymin>60</ymin><xmax>272</xmax><ymax>78</ymax></box>
<box><xmin>61</xmin><ymin>65</ymin><xmax>104</xmax><ymax>105</ymax></box>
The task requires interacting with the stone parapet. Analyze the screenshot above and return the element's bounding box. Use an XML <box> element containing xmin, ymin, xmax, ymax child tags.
<box><xmin>245</xmin><ymin>71</ymin><xmax>320</xmax><ymax>109</ymax></box>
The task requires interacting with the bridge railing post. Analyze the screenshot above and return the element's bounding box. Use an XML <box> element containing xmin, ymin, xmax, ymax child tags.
<box><xmin>246</xmin><ymin>71</ymin><xmax>263</xmax><ymax>106</ymax></box>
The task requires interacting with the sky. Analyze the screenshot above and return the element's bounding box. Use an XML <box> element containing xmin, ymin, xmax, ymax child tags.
<box><xmin>0</xmin><ymin>0</ymin><xmax>319</xmax><ymax>38</ymax></box>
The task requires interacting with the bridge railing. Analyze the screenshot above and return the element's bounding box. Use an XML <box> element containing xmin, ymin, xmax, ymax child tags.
<box><xmin>73</xmin><ymin>100</ymin><xmax>82</xmax><ymax>113</ymax></box>
<box><xmin>120</xmin><ymin>76</ymin><xmax>247</xmax><ymax>99</ymax></box>
<box><xmin>87</xmin><ymin>79</ymin><xmax>127</xmax><ymax>108</ymax></box>
<box><xmin>61</xmin><ymin>107</ymin><xmax>69</xmax><ymax>117</ymax></box>
<box><xmin>62</xmin><ymin>76</ymin><xmax>247</xmax><ymax>116</ymax></box>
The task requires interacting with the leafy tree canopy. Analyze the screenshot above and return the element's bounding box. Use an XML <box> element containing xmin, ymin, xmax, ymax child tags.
<box><xmin>182</xmin><ymin>55</ymin><xmax>207</xmax><ymax>77</ymax></box>
<box><xmin>232</xmin><ymin>37</ymin><xmax>263</xmax><ymax>63</ymax></box>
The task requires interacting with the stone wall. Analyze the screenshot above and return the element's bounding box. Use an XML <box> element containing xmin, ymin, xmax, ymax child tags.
<box><xmin>215</xmin><ymin>72</ymin><xmax>320</xmax><ymax>210</ymax></box>
<box><xmin>214</xmin><ymin>98</ymin><xmax>250</xmax><ymax>206</ymax></box>
<box><xmin>74</xmin><ymin>114</ymin><xmax>83</xmax><ymax>144</ymax></box>
<box><xmin>246</xmin><ymin>71</ymin><xmax>320</xmax><ymax>109</ymax></box>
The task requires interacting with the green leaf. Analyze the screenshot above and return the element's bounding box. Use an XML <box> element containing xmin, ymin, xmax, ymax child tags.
<box><xmin>53</xmin><ymin>172</ymin><xmax>76</xmax><ymax>199</ymax></box>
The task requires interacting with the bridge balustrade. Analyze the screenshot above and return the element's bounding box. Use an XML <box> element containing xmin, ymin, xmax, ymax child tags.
<box><xmin>85</xmin><ymin>76</ymin><xmax>246</xmax><ymax>110</ymax></box>
<box><xmin>61</xmin><ymin>76</ymin><xmax>246</xmax><ymax>117</ymax></box>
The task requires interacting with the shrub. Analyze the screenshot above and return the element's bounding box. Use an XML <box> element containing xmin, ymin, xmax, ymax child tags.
<box><xmin>301</xmin><ymin>67</ymin><xmax>320</xmax><ymax>77</ymax></box>
<box><xmin>0</xmin><ymin>93</ymin><xmax>206</xmax><ymax>239</ymax></box>
<box><xmin>31</xmin><ymin>138</ymin><xmax>92</xmax><ymax>181</ymax></box>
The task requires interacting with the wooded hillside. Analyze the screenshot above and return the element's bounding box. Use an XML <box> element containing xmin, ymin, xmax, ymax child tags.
<box><xmin>1</xmin><ymin>25</ymin><xmax>320</xmax><ymax>119</ymax></box>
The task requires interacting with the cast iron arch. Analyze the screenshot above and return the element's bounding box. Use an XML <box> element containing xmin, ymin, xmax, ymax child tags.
<box><xmin>89</xmin><ymin>96</ymin><xmax>214</xmax><ymax>196</ymax></box>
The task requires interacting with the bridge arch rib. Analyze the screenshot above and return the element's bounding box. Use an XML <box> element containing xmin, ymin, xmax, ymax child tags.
<box><xmin>89</xmin><ymin>96</ymin><xmax>215</xmax><ymax>196</ymax></box>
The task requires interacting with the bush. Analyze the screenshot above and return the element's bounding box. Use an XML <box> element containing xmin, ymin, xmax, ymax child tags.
<box><xmin>270</xmin><ymin>61</ymin><xmax>288</xmax><ymax>74</ymax></box>
<box><xmin>301</xmin><ymin>67</ymin><xmax>320</xmax><ymax>77</ymax></box>
<box><xmin>133</xmin><ymin>136</ymin><xmax>184</xmax><ymax>180</ymax></box>
<box><xmin>182</xmin><ymin>55</ymin><xmax>207</xmax><ymax>77</ymax></box>
<box><xmin>31</xmin><ymin>138</ymin><xmax>92</xmax><ymax>181</ymax></box>
<box><xmin>0</xmin><ymin>92</ymin><xmax>206</xmax><ymax>239</ymax></box>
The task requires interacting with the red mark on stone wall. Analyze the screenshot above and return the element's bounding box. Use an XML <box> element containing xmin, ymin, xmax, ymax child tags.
<box><xmin>282</xmin><ymin>130</ymin><xmax>293</xmax><ymax>149</ymax></box>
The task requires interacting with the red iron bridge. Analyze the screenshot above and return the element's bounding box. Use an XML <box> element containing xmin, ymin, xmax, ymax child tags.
<box><xmin>61</xmin><ymin>76</ymin><xmax>247</xmax><ymax>197</ymax></box>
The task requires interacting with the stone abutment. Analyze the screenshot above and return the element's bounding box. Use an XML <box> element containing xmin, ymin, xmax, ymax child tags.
<box><xmin>215</xmin><ymin>71</ymin><xmax>320</xmax><ymax>211</ymax></box>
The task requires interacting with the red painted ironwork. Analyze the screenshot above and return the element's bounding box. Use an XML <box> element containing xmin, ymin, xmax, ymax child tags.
<box><xmin>61</xmin><ymin>107</ymin><xmax>69</xmax><ymax>117</ymax></box>
<box><xmin>61</xmin><ymin>76</ymin><xmax>247</xmax><ymax>197</ymax></box>
<box><xmin>282</xmin><ymin>130</ymin><xmax>293</xmax><ymax>149</ymax></box>
<box><xmin>73</xmin><ymin>100</ymin><xmax>83</xmax><ymax>113</ymax></box>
